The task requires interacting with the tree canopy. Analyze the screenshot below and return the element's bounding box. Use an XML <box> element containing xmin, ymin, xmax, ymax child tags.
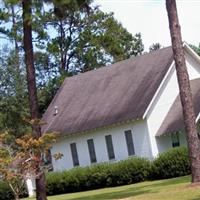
<box><xmin>0</xmin><ymin>0</ymin><xmax>145</xmax><ymax>136</ymax></box>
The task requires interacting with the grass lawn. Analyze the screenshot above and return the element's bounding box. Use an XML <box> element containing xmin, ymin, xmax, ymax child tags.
<box><xmin>23</xmin><ymin>176</ymin><xmax>200</xmax><ymax>200</ymax></box>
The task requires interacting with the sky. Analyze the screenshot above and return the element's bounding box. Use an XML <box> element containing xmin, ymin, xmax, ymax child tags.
<box><xmin>94</xmin><ymin>0</ymin><xmax>200</xmax><ymax>50</ymax></box>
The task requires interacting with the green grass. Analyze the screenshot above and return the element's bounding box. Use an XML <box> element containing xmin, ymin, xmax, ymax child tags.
<box><xmin>23</xmin><ymin>176</ymin><xmax>200</xmax><ymax>200</ymax></box>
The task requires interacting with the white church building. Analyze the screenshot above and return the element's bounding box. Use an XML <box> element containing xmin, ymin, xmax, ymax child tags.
<box><xmin>42</xmin><ymin>43</ymin><xmax>200</xmax><ymax>172</ymax></box>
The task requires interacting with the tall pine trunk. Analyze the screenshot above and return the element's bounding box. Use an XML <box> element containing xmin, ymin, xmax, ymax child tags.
<box><xmin>22</xmin><ymin>0</ymin><xmax>47</xmax><ymax>199</ymax></box>
<box><xmin>166</xmin><ymin>0</ymin><xmax>200</xmax><ymax>183</ymax></box>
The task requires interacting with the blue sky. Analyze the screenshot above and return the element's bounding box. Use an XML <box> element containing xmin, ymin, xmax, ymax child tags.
<box><xmin>95</xmin><ymin>0</ymin><xmax>200</xmax><ymax>50</ymax></box>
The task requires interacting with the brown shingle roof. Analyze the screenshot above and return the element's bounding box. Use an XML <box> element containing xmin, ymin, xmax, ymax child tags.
<box><xmin>156</xmin><ymin>78</ymin><xmax>200</xmax><ymax>136</ymax></box>
<box><xmin>42</xmin><ymin>47</ymin><xmax>173</xmax><ymax>135</ymax></box>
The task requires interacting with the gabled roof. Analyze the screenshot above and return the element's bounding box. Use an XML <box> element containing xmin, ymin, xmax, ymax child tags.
<box><xmin>42</xmin><ymin>47</ymin><xmax>173</xmax><ymax>135</ymax></box>
<box><xmin>156</xmin><ymin>78</ymin><xmax>200</xmax><ymax>136</ymax></box>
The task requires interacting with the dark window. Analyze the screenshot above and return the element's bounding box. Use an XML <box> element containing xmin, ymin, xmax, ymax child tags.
<box><xmin>87</xmin><ymin>139</ymin><xmax>97</xmax><ymax>163</ymax></box>
<box><xmin>125</xmin><ymin>130</ymin><xmax>135</xmax><ymax>156</ymax></box>
<box><xmin>70</xmin><ymin>143</ymin><xmax>79</xmax><ymax>166</ymax></box>
<box><xmin>105</xmin><ymin>135</ymin><xmax>115</xmax><ymax>160</ymax></box>
<box><xmin>171</xmin><ymin>133</ymin><xmax>180</xmax><ymax>147</ymax></box>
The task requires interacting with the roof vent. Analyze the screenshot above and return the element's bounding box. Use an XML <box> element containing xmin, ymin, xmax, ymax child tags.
<box><xmin>54</xmin><ymin>106</ymin><xmax>58</xmax><ymax>116</ymax></box>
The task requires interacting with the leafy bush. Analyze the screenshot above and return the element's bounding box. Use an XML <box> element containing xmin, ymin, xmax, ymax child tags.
<box><xmin>46</xmin><ymin>157</ymin><xmax>151</xmax><ymax>195</ymax></box>
<box><xmin>46</xmin><ymin>147</ymin><xmax>190</xmax><ymax>196</ymax></box>
<box><xmin>104</xmin><ymin>158</ymin><xmax>151</xmax><ymax>186</ymax></box>
<box><xmin>0</xmin><ymin>181</ymin><xmax>14</xmax><ymax>200</ymax></box>
<box><xmin>150</xmin><ymin>147</ymin><xmax>190</xmax><ymax>179</ymax></box>
<box><xmin>0</xmin><ymin>180</ymin><xmax>28</xmax><ymax>200</ymax></box>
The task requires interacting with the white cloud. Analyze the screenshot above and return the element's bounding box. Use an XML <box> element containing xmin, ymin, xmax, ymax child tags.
<box><xmin>95</xmin><ymin>0</ymin><xmax>200</xmax><ymax>50</ymax></box>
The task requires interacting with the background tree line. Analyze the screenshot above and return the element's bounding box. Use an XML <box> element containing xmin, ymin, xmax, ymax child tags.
<box><xmin>1</xmin><ymin>1</ymin><xmax>200</xmax><ymax>136</ymax></box>
<box><xmin>1</xmin><ymin>0</ymin><xmax>200</xmax><ymax>138</ymax></box>
<box><xmin>0</xmin><ymin>0</ymin><xmax>145</xmax><ymax>137</ymax></box>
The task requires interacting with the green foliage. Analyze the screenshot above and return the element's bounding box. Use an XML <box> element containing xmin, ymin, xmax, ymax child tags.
<box><xmin>149</xmin><ymin>43</ymin><xmax>162</xmax><ymax>52</ymax></box>
<box><xmin>36</xmin><ymin>5</ymin><xmax>144</xmax><ymax>111</ymax></box>
<box><xmin>0</xmin><ymin>181</ymin><xmax>28</xmax><ymax>200</ymax></box>
<box><xmin>46</xmin><ymin>157</ymin><xmax>150</xmax><ymax>196</ymax></box>
<box><xmin>0</xmin><ymin>48</ymin><xmax>29</xmax><ymax>136</ymax></box>
<box><xmin>0</xmin><ymin>1</ymin><xmax>145</xmax><ymax>122</ymax></box>
<box><xmin>106</xmin><ymin>158</ymin><xmax>150</xmax><ymax>186</ymax></box>
<box><xmin>150</xmin><ymin>147</ymin><xmax>190</xmax><ymax>179</ymax></box>
<box><xmin>189</xmin><ymin>43</ymin><xmax>200</xmax><ymax>56</ymax></box>
<box><xmin>52</xmin><ymin>0</ymin><xmax>92</xmax><ymax>19</ymax></box>
<box><xmin>45</xmin><ymin>8</ymin><xmax>144</xmax><ymax>73</ymax></box>
<box><xmin>45</xmin><ymin>147</ymin><xmax>191</xmax><ymax>196</ymax></box>
<box><xmin>0</xmin><ymin>181</ymin><xmax>14</xmax><ymax>200</ymax></box>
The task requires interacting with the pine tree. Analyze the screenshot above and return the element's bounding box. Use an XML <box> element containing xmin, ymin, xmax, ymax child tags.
<box><xmin>166</xmin><ymin>0</ymin><xmax>200</xmax><ymax>183</ymax></box>
<box><xmin>22</xmin><ymin>0</ymin><xmax>47</xmax><ymax>199</ymax></box>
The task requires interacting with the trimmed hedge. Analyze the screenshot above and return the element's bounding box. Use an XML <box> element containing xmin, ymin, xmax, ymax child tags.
<box><xmin>46</xmin><ymin>157</ymin><xmax>151</xmax><ymax>195</ymax></box>
<box><xmin>0</xmin><ymin>147</ymin><xmax>189</xmax><ymax>198</ymax></box>
<box><xmin>46</xmin><ymin>147</ymin><xmax>190</xmax><ymax>196</ymax></box>
<box><xmin>150</xmin><ymin>147</ymin><xmax>190</xmax><ymax>179</ymax></box>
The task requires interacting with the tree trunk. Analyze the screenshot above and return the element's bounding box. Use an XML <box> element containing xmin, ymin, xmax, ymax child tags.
<box><xmin>166</xmin><ymin>0</ymin><xmax>200</xmax><ymax>183</ymax></box>
<box><xmin>14</xmin><ymin>191</ymin><xmax>20</xmax><ymax>200</ymax></box>
<box><xmin>22</xmin><ymin>0</ymin><xmax>47</xmax><ymax>199</ymax></box>
<box><xmin>9</xmin><ymin>183</ymin><xmax>20</xmax><ymax>200</ymax></box>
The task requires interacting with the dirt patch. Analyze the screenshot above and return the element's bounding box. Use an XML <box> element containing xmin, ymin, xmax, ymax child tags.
<box><xmin>186</xmin><ymin>182</ymin><xmax>200</xmax><ymax>188</ymax></box>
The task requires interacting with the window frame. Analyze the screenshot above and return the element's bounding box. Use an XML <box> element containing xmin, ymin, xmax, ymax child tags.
<box><xmin>87</xmin><ymin>138</ymin><xmax>97</xmax><ymax>163</ymax></box>
<box><xmin>105</xmin><ymin>135</ymin><xmax>115</xmax><ymax>160</ymax></box>
<box><xmin>70</xmin><ymin>142</ymin><xmax>79</xmax><ymax>167</ymax></box>
<box><xmin>171</xmin><ymin>132</ymin><xmax>180</xmax><ymax>148</ymax></box>
<box><xmin>124</xmin><ymin>130</ymin><xmax>135</xmax><ymax>156</ymax></box>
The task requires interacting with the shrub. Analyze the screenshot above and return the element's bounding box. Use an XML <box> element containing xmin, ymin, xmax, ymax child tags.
<box><xmin>150</xmin><ymin>147</ymin><xmax>190</xmax><ymax>179</ymax></box>
<box><xmin>0</xmin><ymin>180</ymin><xmax>28</xmax><ymax>200</ymax></box>
<box><xmin>84</xmin><ymin>163</ymin><xmax>111</xmax><ymax>189</ymax></box>
<box><xmin>46</xmin><ymin>157</ymin><xmax>151</xmax><ymax>196</ymax></box>
<box><xmin>46</xmin><ymin>147</ymin><xmax>191</xmax><ymax>196</ymax></box>
<box><xmin>105</xmin><ymin>157</ymin><xmax>151</xmax><ymax>186</ymax></box>
<box><xmin>0</xmin><ymin>181</ymin><xmax>14</xmax><ymax>200</ymax></box>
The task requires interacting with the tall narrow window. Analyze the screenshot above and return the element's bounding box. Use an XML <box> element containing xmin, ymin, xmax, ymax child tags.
<box><xmin>171</xmin><ymin>133</ymin><xmax>180</xmax><ymax>147</ymax></box>
<box><xmin>105</xmin><ymin>135</ymin><xmax>115</xmax><ymax>160</ymax></box>
<box><xmin>87</xmin><ymin>139</ymin><xmax>97</xmax><ymax>163</ymax></box>
<box><xmin>125</xmin><ymin>130</ymin><xmax>135</xmax><ymax>156</ymax></box>
<box><xmin>70</xmin><ymin>143</ymin><xmax>79</xmax><ymax>166</ymax></box>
